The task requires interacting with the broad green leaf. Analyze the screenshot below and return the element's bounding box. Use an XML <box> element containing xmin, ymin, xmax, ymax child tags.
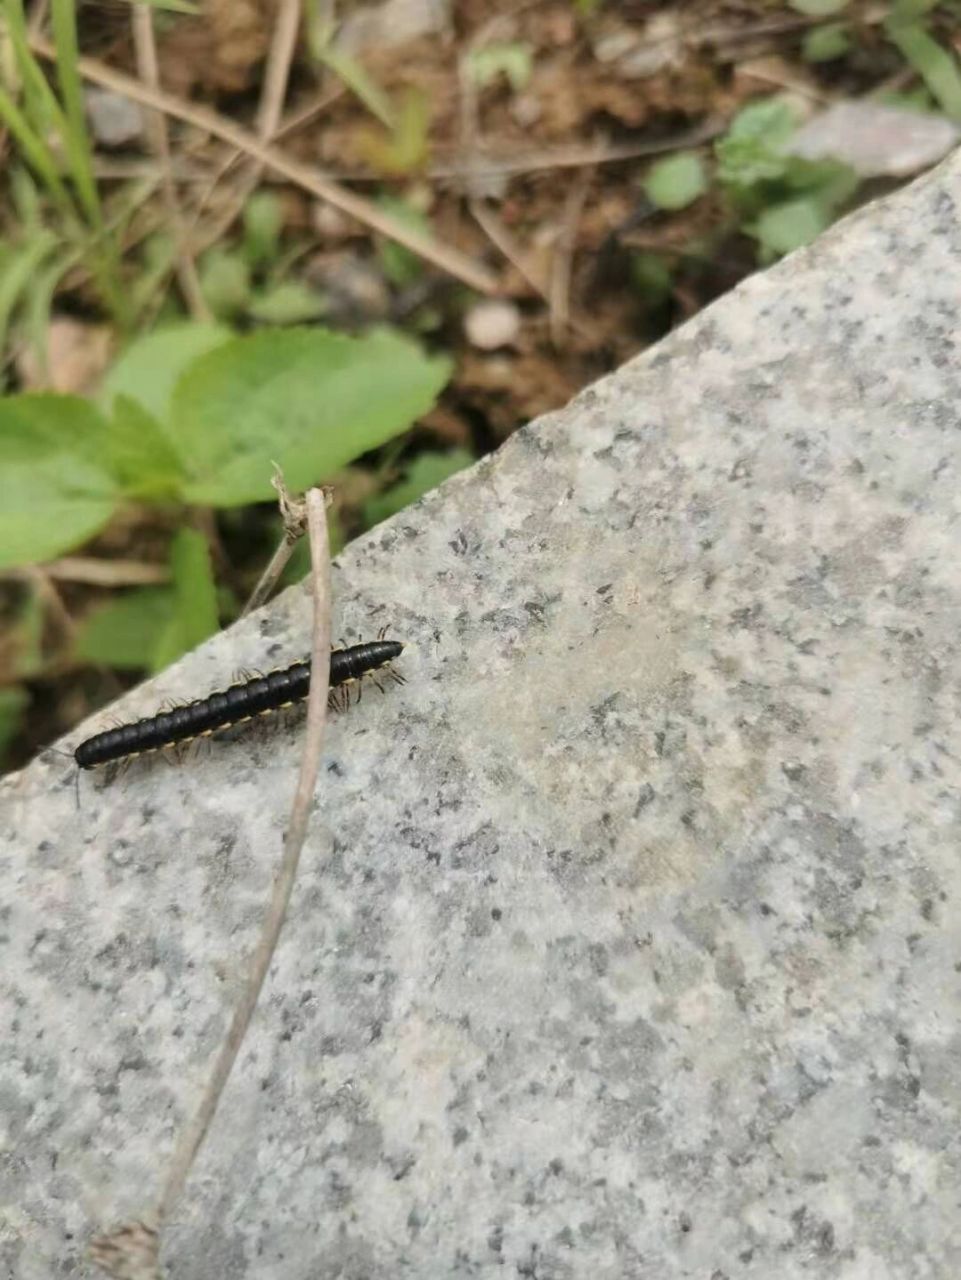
<box><xmin>152</xmin><ymin>527</ymin><xmax>219</xmax><ymax>669</ymax></box>
<box><xmin>643</xmin><ymin>152</ymin><xmax>708</xmax><ymax>210</ymax></box>
<box><xmin>886</xmin><ymin>20</ymin><xmax>961</xmax><ymax>121</ymax></box>
<box><xmin>101</xmin><ymin>321</ymin><xmax>233</xmax><ymax>427</ymax></box>
<box><xmin>247</xmin><ymin>281</ymin><xmax>327</xmax><ymax>324</ymax></box>
<box><xmin>789</xmin><ymin>0</ymin><xmax>848</xmax><ymax>14</ymax></box>
<box><xmin>803</xmin><ymin>22</ymin><xmax>851</xmax><ymax>61</ymax></box>
<box><xmin>0</xmin><ymin>686</ymin><xmax>29</xmax><ymax>763</ymax></box>
<box><xmin>753</xmin><ymin>196</ymin><xmax>831</xmax><ymax>257</ymax></box>
<box><xmin>75</xmin><ymin>587</ymin><xmax>174</xmax><ymax>669</ymax></box>
<box><xmin>0</xmin><ymin>395</ymin><xmax>119</xmax><ymax>569</ymax></box>
<box><xmin>199</xmin><ymin>249</ymin><xmax>252</xmax><ymax>319</ymax></box>
<box><xmin>243</xmin><ymin>191</ymin><xmax>283</xmax><ymax>269</ymax></box>
<box><xmin>171</xmin><ymin>327</ymin><xmax>452</xmax><ymax>506</ymax></box>
<box><xmin>106</xmin><ymin>394</ymin><xmax>187</xmax><ymax>498</ymax></box>
<box><xmin>363</xmin><ymin>449</ymin><xmax>474</xmax><ymax>527</ymax></box>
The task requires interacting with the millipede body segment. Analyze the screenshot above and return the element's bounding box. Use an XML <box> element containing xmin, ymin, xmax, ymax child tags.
<box><xmin>74</xmin><ymin>639</ymin><xmax>404</xmax><ymax>770</ymax></box>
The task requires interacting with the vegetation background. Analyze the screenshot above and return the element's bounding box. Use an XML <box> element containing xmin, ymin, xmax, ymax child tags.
<box><xmin>1</xmin><ymin>0</ymin><xmax>959</xmax><ymax>771</ymax></box>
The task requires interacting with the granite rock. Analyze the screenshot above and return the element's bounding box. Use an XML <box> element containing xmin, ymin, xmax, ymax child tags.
<box><xmin>3</xmin><ymin>154</ymin><xmax>961</xmax><ymax>1278</ymax></box>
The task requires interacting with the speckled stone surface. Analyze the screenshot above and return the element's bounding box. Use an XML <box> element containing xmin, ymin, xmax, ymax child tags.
<box><xmin>4</xmin><ymin>156</ymin><xmax>961</xmax><ymax>1280</ymax></box>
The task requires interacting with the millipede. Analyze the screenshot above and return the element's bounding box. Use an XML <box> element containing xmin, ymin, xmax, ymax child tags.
<box><xmin>73</xmin><ymin>637</ymin><xmax>405</xmax><ymax>771</ymax></box>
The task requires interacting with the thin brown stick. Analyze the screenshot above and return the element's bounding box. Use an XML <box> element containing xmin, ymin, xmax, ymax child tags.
<box><xmin>242</xmin><ymin>468</ymin><xmax>309</xmax><ymax>616</ymax></box>
<box><xmin>29</xmin><ymin>35</ymin><xmax>498</xmax><ymax>294</ymax></box>
<box><xmin>41</xmin><ymin>557</ymin><xmax>169</xmax><ymax>587</ymax></box>
<box><xmin>256</xmin><ymin>0</ymin><xmax>302</xmax><ymax>140</ymax></box>
<box><xmin>549</xmin><ymin>168</ymin><xmax>592</xmax><ymax>347</ymax></box>
<box><xmin>130</xmin><ymin>5</ymin><xmax>209</xmax><ymax>320</ymax></box>
<box><xmin>89</xmin><ymin>485</ymin><xmax>332</xmax><ymax>1278</ymax></box>
<box><xmin>189</xmin><ymin>0</ymin><xmax>303</xmax><ymax>259</ymax></box>
<box><xmin>188</xmin><ymin>83</ymin><xmax>347</xmax><ymax>244</ymax></box>
<box><xmin>429</xmin><ymin>117</ymin><xmax>725</xmax><ymax>181</ymax></box>
<box><xmin>469</xmin><ymin>199</ymin><xmax>549</xmax><ymax>299</ymax></box>
<box><xmin>155</xmin><ymin>487</ymin><xmax>331</xmax><ymax>1224</ymax></box>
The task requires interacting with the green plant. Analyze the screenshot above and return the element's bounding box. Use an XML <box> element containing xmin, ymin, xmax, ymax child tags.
<box><xmin>0</xmin><ymin>322</ymin><xmax>451</xmax><ymax>568</ymax></box>
<box><xmin>0</xmin><ymin>323</ymin><xmax>449</xmax><ymax>753</ymax></box>
<box><xmin>0</xmin><ymin>0</ymin><xmax>132</xmax><ymax>332</ymax></box>
<box><xmin>714</xmin><ymin>98</ymin><xmax>859</xmax><ymax>260</ymax></box>
<box><xmin>885</xmin><ymin>3</ymin><xmax>961</xmax><ymax>122</ymax></box>
<box><xmin>467</xmin><ymin>43</ymin><xmax>534</xmax><ymax>93</ymax></box>
<box><xmin>643</xmin><ymin>152</ymin><xmax>709</xmax><ymax>211</ymax></box>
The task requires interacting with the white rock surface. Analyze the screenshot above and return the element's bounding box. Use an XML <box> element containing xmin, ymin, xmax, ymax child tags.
<box><xmin>3</xmin><ymin>152</ymin><xmax>961</xmax><ymax>1278</ymax></box>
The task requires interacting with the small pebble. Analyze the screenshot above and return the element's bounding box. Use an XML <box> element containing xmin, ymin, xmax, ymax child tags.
<box><xmin>464</xmin><ymin>300</ymin><xmax>521</xmax><ymax>351</ymax></box>
<box><xmin>84</xmin><ymin>88</ymin><xmax>145</xmax><ymax>147</ymax></box>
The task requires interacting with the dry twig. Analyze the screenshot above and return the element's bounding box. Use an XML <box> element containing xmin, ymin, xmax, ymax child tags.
<box><xmin>89</xmin><ymin>484</ymin><xmax>333</xmax><ymax>1277</ymax></box>
<box><xmin>40</xmin><ymin>557</ymin><xmax>169</xmax><ymax>587</ymax></box>
<box><xmin>242</xmin><ymin>466</ymin><xmax>310</xmax><ymax>616</ymax></box>
<box><xmin>29</xmin><ymin>35</ymin><xmax>498</xmax><ymax>295</ymax></box>
<box><xmin>549</xmin><ymin>168</ymin><xmax>593</xmax><ymax>347</ymax></box>
<box><xmin>130</xmin><ymin>5</ymin><xmax>209</xmax><ymax>320</ymax></box>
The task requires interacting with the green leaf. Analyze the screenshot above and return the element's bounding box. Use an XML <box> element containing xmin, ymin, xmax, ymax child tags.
<box><xmin>713</xmin><ymin>100</ymin><xmax>853</xmax><ymax>217</ymax></box>
<box><xmin>467</xmin><ymin>43</ymin><xmax>534</xmax><ymax>92</ymax></box>
<box><xmin>0</xmin><ymin>395</ymin><xmax>120</xmax><ymax>569</ymax></box>
<box><xmin>753</xmin><ymin>196</ymin><xmax>831</xmax><ymax>257</ymax></box>
<box><xmin>376</xmin><ymin>195</ymin><xmax>431</xmax><ymax>286</ymax></box>
<box><xmin>0</xmin><ymin>686</ymin><xmax>29</xmax><ymax>764</ymax></box>
<box><xmin>246</xmin><ymin>281</ymin><xmax>327</xmax><ymax>324</ymax></box>
<box><xmin>873</xmin><ymin>85</ymin><xmax>937</xmax><ymax>112</ymax></box>
<box><xmin>715</xmin><ymin>99</ymin><xmax>800</xmax><ymax>190</ymax></box>
<box><xmin>643</xmin><ymin>152</ymin><xmax>708</xmax><ymax>210</ymax></box>
<box><xmin>74</xmin><ymin>587</ymin><xmax>174</xmax><ymax>669</ymax></box>
<box><xmin>171</xmin><ymin>327</ymin><xmax>452</xmax><ymax>506</ymax></box>
<box><xmin>0</xmin><ymin>229</ymin><xmax>57</xmax><ymax>387</ymax></box>
<box><xmin>784</xmin><ymin>158</ymin><xmax>859</xmax><ymax>205</ymax></box>
<box><xmin>726</xmin><ymin>98</ymin><xmax>800</xmax><ymax>146</ymax></box>
<box><xmin>12</xmin><ymin>586</ymin><xmax>45</xmax><ymax>678</ymax></box>
<box><xmin>789</xmin><ymin>0</ymin><xmax>848</xmax><ymax>14</ymax></box>
<box><xmin>886</xmin><ymin>19</ymin><xmax>961</xmax><ymax>122</ymax></box>
<box><xmin>802</xmin><ymin>22</ymin><xmax>851</xmax><ymax>61</ymax></box>
<box><xmin>358</xmin><ymin>87</ymin><xmax>431</xmax><ymax>175</ymax></box>
<box><xmin>101</xmin><ymin>321</ymin><xmax>233</xmax><ymax>427</ymax></box>
<box><xmin>199</xmin><ymin>249</ymin><xmax>252</xmax><ymax>319</ymax></box>
<box><xmin>631</xmin><ymin>251</ymin><xmax>673</xmax><ymax>303</ymax></box>
<box><xmin>363</xmin><ymin>449</ymin><xmax>474</xmax><ymax>527</ymax></box>
<box><xmin>105</xmin><ymin>394</ymin><xmax>187</xmax><ymax>498</ymax></box>
<box><xmin>152</xmin><ymin>527</ymin><xmax>219</xmax><ymax>669</ymax></box>
<box><xmin>243</xmin><ymin>191</ymin><xmax>283</xmax><ymax>269</ymax></box>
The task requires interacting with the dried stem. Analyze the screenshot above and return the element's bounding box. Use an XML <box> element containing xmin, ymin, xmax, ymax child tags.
<box><xmin>29</xmin><ymin>35</ymin><xmax>499</xmax><ymax>294</ymax></box>
<box><xmin>90</xmin><ymin>486</ymin><xmax>332</xmax><ymax>1278</ymax></box>
<box><xmin>155</xmin><ymin>486</ymin><xmax>331</xmax><ymax>1225</ymax></box>
<box><xmin>242</xmin><ymin>469</ymin><xmax>309</xmax><ymax>616</ymax></box>
<box><xmin>130</xmin><ymin>4</ymin><xmax>209</xmax><ymax>320</ymax></box>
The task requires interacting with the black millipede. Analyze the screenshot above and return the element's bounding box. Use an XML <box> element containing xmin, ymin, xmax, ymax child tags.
<box><xmin>73</xmin><ymin>638</ymin><xmax>405</xmax><ymax>771</ymax></box>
